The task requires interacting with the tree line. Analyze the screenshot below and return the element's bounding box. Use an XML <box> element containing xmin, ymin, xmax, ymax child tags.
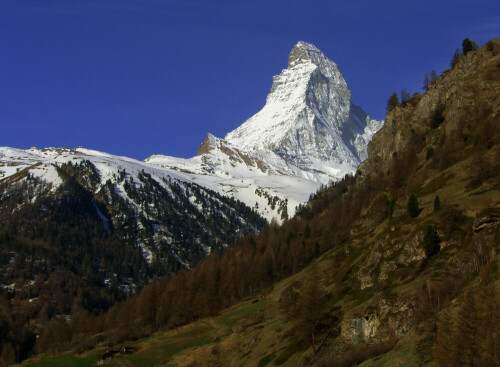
<box><xmin>386</xmin><ymin>38</ymin><xmax>480</xmax><ymax>112</ymax></box>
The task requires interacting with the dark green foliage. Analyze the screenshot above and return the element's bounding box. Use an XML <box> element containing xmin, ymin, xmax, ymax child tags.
<box><xmin>426</xmin><ymin>147</ymin><xmax>434</xmax><ymax>160</ymax></box>
<box><xmin>304</xmin><ymin>224</ymin><xmax>311</xmax><ymax>239</ymax></box>
<box><xmin>257</xmin><ymin>353</ymin><xmax>276</xmax><ymax>367</ymax></box>
<box><xmin>280</xmin><ymin>199</ymin><xmax>289</xmax><ymax>220</ymax></box>
<box><xmin>430</xmin><ymin>108</ymin><xmax>445</xmax><ymax>129</ymax></box>
<box><xmin>0</xmin><ymin>176</ymin><xmax>135</xmax><ymax>363</ymax></box>
<box><xmin>386</xmin><ymin>197</ymin><xmax>395</xmax><ymax>219</ymax></box>
<box><xmin>386</xmin><ymin>92</ymin><xmax>399</xmax><ymax>111</ymax></box>
<box><xmin>462</xmin><ymin>38</ymin><xmax>479</xmax><ymax>56</ymax></box>
<box><xmin>423</xmin><ymin>225</ymin><xmax>440</xmax><ymax>257</ymax></box>
<box><xmin>463</xmin><ymin>38</ymin><xmax>473</xmax><ymax>55</ymax></box>
<box><xmin>121</xmin><ymin>170</ymin><xmax>266</xmax><ymax>270</ymax></box>
<box><xmin>407</xmin><ymin>194</ymin><xmax>421</xmax><ymax>218</ymax></box>
<box><xmin>255</xmin><ymin>188</ymin><xmax>288</xmax><ymax>220</ymax></box>
<box><xmin>0</xmin><ymin>176</ymin><xmax>145</xmax><ymax>305</ymax></box>
<box><xmin>433</xmin><ymin>196</ymin><xmax>441</xmax><ymax>212</ymax></box>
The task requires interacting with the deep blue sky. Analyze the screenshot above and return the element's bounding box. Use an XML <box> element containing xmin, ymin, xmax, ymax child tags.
<box><xmin>1</xmin><ymin>1</ymin><xmax>499</xmax><ymax>160</ymax></box>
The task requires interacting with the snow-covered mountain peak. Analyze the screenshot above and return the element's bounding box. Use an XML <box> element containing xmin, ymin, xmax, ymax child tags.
<box><xmin>288</xmin><ymin>41</ymin><xmax>343</xmax><ymax>76</ymax></box>
<box><xmin>288</xmin><ymin>41</ymin><xmax>319</xmax><ymax>67</ymax></box>
<box><xmin>224</xmin><ymin>41</ymin><xmax>382</xmax><ymax>173</ymax></box>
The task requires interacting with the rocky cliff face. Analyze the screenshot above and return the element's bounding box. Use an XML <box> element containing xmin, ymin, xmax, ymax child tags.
<box><xmin>359</xmin><ymin>39</ymin><xmax>500</xmax><ymax>178</ymax></box>
<box><xmin>339</xmin><ymin>39</ymin><xmax>500</xmax><ymax>349</ymax></box>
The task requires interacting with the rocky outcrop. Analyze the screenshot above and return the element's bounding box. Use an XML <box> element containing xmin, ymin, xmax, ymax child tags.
<box><xmin>196</xmin><ymin>133</ymin><xmax>217</xmax><ymax>156</ymax></box>
<box><xmin>341</xmin><ymin>295</ymin><xmax>413</xmax><ymax>343</ymax></box>
<box><xmin>473</xmin><ymin>212</ymin><xmax>500</xmax><ymax>233</ymax></box>
<box><xmin>359</xmin><ymin>39</ymin><xmax>500</xmax><ymax>178</ymax></box>
<box><xmin>344</xmin><ymin>315</ymin><xmax>380</xmax><ymax>342</ymax></box>
<box><xmin>357</xmin><ymin>232</ymin><xmax>426</xmax><ymax>290</ymax></box>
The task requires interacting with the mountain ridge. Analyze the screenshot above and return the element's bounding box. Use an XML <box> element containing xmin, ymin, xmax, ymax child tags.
<box><xmin>1</xmin><ymin>42</ymin><xmax>381</xmax><ymax>223</ymax></box>
<box><xmin>146</xmin><ymin>41</ymin><xmax>382</xmax><ymax>220</ymax></box>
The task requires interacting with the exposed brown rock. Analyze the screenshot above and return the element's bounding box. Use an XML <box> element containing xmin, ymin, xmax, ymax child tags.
<box><xmin>359</xmin><ymin>39</ymin><xmax>500</xmax><ymax>178</ymax></box>
<box><xmin>473</xmin><ymin>214</ymin><xmax>500</xmax><ymax>232</ymax></box>
<box><xmin>196</xmin><ymin>133</ymin><xmax>216</xmax><ymax>156</ymax></box>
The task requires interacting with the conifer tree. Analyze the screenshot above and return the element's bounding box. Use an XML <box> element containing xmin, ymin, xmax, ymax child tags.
<box><xmin>433</xmin><ymin>308</ymin><xmax>458</xmax><ymax>367</ymax></box>
<box><xmin>463</xmin><ymin>38</ymin><xmax>473</xmax><ymax>55</ymax></box>
<box><xmin>407</xmin><ymin>194</ymin><xmax>420</xmax><ymax>217</ymax></box>
<box><xmin>423</xmin><ymin>71</ymin><xmax>438</xmax><ymax>91</ymax></box>
<box><xmin>455</xmin><ymin>291</ymin><xmax>480</xmax><ymax>366</ymax></box>
<box><xmin>430</xmin><ymin>70</ymin><xmax>437</xmax><ymax>84</ymax></box>
<box><xmin>422</xmin><ymin>225</ymin><xmax>440</xmax><ymax>257</ymax></box>
<box><xmin>386</xmin><ymin>92</ymin><xmax>399</xmax><ymax>111</ymax></box>
<box><xmin>401</xmin><ymin>88</ymin><xmax>411</xmax><ymax>103</ymax></box>
<box><xmin>423</xmin><ymin>73</ymin><xmax>430</xmax><ymax>91</ymax></box>
<box><xmin>433</xmin><ymin>196</ymin><xmax>441</xmax><ymax>212</ymax></box>
<box><xmin>294</xmin><ymin>265</ymin><xmax>327</xmax><ymax>356</ymax></box>
<box><xmin>451</xmin><ymin>48</ymin><xmax>461</xmax><ymax>68</ymax></box>
<box><xmin>430</xmin><ymin>108</ymin><xmax>445</xmax><ymax>129</ymax></box>
<box><xmin>462</xmin><ymin>38</ymin><xmax>478</xmax><ymax>56</ymax></box>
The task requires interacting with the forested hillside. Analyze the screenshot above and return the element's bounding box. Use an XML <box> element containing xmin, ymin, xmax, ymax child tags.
<box><xmin>3</xmin><ymin>39</ymin><xmax>500</xmax><ymax>366</ymax></box>
<box><xmin>0</xmin><ymin>158</ymin><xmax>266</xmax><ymax>365</ymax></box>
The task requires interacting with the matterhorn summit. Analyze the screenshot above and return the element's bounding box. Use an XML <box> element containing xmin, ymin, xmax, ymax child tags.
<box><xmin>225</xmin><ymin>41</ymin><xmax>383</xmax><ymax>177</ymax></box>
<box><xmin>145</xmin><ymin>41</ymin><xmax>383</xmax><ymax>220</ymax></box>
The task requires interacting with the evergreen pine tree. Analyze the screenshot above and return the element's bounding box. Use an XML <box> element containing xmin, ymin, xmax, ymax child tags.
<box><xmin>401</xmin><ymin>88</ymin><xmax>411</xmax><ymax>103</ymax></box>
<box><xmin>430</xmin><ymin>108</ymin><xmax>445</xmax><ymax>129</ymax></box>
<box><xmin>430</xmin><ymin>70</ymin><xmax>437</xmax><ymax>85</ymax></box>
<box><xmin>433</xmin><ymin>196</ymin><xmax>441</xmax><ymax>212</ymax></box>
<box><xmin>423</xmin><ymin>225</ymin><xmax>440</xmax><ymax>257</ymax></box>
<box><xmin>462</xmin><ymin>38</ymin><xmax>478</xmax><ymax>56</ymax></box>
<box><xmin>407</xmin><ymin>194</ymin><xmax>420</xmax><ymax>217</ymax></box>
<box><xmin>451</xmin><ymin>48</ymin><xmax>461</xmax><ymax>68</ymax></box>
<box><xmin>386</xmin><ymin>197</ymin><xmax>395</xmax><ymax>219</ymax></box>
<box><xmin>423</xmin><ymin>73</ymin><xmax>430</xmax><ymax>91</ymax></box>
<box><xmin>386</xmin><ymin>92</ymin><xmax>399</xmax><ymax>111</ymax></box>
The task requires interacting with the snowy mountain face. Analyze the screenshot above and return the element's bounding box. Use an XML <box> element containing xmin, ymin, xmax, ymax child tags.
<box><xmin>0</xmin><ymin>147</ymin><xmax>266</xmax><ymax>277</ymax></box>
<box><xmin>147</xmin><ymin>42</ymin><xmax>383</xmax><ymax>221</ymax></box>
<box><xmin>225</xmin><ymin>41</ymin><xmax>382</xmax><ymax>172</ymax></box>
<box><xmin>145</xmin><ymin>135</ymin><xmax>321</xmax><ymax>222</ymax></box>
